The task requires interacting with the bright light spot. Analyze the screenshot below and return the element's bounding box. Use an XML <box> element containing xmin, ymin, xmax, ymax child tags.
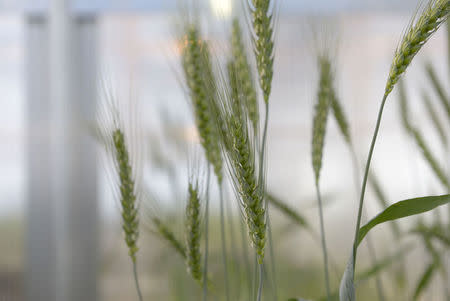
<box><xmin>210</xmin><ymin>0</ymin><xmax>232</xmax><ymax>18</ymax></box>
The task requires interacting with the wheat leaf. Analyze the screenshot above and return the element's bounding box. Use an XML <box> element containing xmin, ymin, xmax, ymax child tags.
<box><xmin>368</xmin><ymin>172</ymin><xmax>401</xmax><ymax>237</ymax></box>
<box><xmin>425</xmin><ymin>61</ymin><xmax>450</xmax><ymax>121</ymax></box>
<box><xmin>266</xmin><ymin>192</ymin><xmax>310</xmax><ymax>229</ymax></box>
<box><xmin>422</xmin><ymin>91</ymin><xmax>448</xmax><ymax>146</ymax></box>
<box><xmin>356</xmin><ymin>244</ymin><xmax>413</xmax><ymax>284</ymax></box>
<box><xmin>357</xmin><ymin>194</ymin><xmax>450</xmax><ymax>247</ymax></box>
<box><xmin>411</xmin><ymin>225</ymin><xmax>450</xmax><ymax>246</ymax></box>
<box><xmin>413</xmin><ymin>262</ymin><xmax>437</xmax><ymax>300</ymax></box>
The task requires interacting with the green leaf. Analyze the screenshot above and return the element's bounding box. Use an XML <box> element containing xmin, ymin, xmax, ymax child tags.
<box><xmin>422</xmin><ymin>91</ymin><xmax>448</xmax><ymax>147</ymax></box>
<box><xmin>425</xmin><ymin>61</ymin><xmax>450</xmax><ymax>122</ymax></box>
<box><xmin>368</xmin><ymin>171</ymin><xmax>401</xmax><ymax>238</ymax></box>
<box><xmin>413</xmin><ymin>262</ymin><xmax>437</xmax><ymax>300</ymax></box>
<box><xmin>266</xmin><ymin>192</ymin><xmax>310</xmax><ymax>229</ymax></box>
<box><xmin>356</xmin><ymin>244</ymin><xmax>413</xmax><ymax>284</ymax></box>
<box><xmin>411</xmin><ymin>225</ymin><xmax>450</xmax><ymax>247</ymax></box>
<box><xmin>357</xmin><ymin>194</ymin><xmax>450</xmax><ymax>247</ymax></box>
<box><xmin>340</xmin><ymin>194</ymin><xmax>449</xmax><ymax>301</ymax></box>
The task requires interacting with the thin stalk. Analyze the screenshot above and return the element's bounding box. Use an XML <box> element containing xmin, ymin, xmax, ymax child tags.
<box><xmin>267</xmin><ymin>216</ymin><xmax>278</xmax><ymax>301</ymax></box>
<box><xmin>132</xmin><ymin>261</ymin><xmax>143</xmax><ymax>301</ymax></box>
<box><xmin>257</xmin><ymin>263</ymin><xmax>264</xmax><ymax>301</ymax></box>
<box><xmin>260</xmin><ymin>101</ymin><xmax>270</xmax><ymax>172</ymax></box>
<box><xmin>349</xmin><ymin>146</ymin><xmax>386</xmax><ymax>301</ymax></box>
<box><xmin>202</xmin><ymin>167</ymin><xmax>211</xmax><ymax>301</ymax></box>
<box><xmin>252</xmin><ymin>253</ymin><xmax>258</xmax><ymax>300</ymax></box>
<box><xmin>315</xmin><ymin>181</ymin><xmax>331</xmax><ymax>301</ymax></box>
<box><xmin>225</xmin><ymin>186</ymin><xmax>240</xmax><ymax>299</ymax></box>
<box><xmin>240</xmin><ymin>216</ymin><xmax>252</xmax><ymax>299</ymax></box>
<box><xmin>255</xmin><ymin>91</ymin><xmax>270</xmax><ymax>299</ymax></box>
<box><xmin>352</xmin><ymin>95</ymin><xmax>388</xmax><ymax>271</ymax></box>
<box><xmin>219</xmin><ymin>183</ymin><xmax>231</xmax><ymax>301</ymax></box>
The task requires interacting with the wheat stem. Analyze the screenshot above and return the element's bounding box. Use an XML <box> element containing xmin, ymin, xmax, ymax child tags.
<box><xmin>252</xmin><ymin>253</ymin><xmax>258</xmax><ymax>300</ymax></box>
<box><xmin>257</xmin><ymin>262</ymin><xmax>264</xmax><ymax>301</ymax></box>
<box><xmin>352</xmin><ymin>94</ymin><xmax>388</xmax><ymax>272</ymax></box>
<box><xmin>315</xmin><ymin>181</ymin><xmax>331</xmax><ymax>301</ymax></box>
<box><xmin>202</xmin><ymin>166</ymin><xmax>211</xmax><ymax>301</ymax></box>
<box><xmin>219</xmin><ymin>182</ymin><xmax>231</xmax><ymax>301</ymax></box>
<box><xmin>267</xmin><ymin>216</ymin><xmax>278</xmax><ymax>301</ymax></box>
<box><xmin>348</xmin><ymin>145</ymin><xmax>386</xmax><ymax>301</ymax></box>
<box><xmin>240</xmin><ymin>216</ymin><xmax>252</xmax><ymax>298</ymax></box>
<box><xmin>132</xmin><ymin>261</ymin><xmax>143</xmax><ymax>301</ymax></box>
<box><xmin>225</xmin><ymin>186</ymin><xmax>240</xmax><ymax>299</ymax></box>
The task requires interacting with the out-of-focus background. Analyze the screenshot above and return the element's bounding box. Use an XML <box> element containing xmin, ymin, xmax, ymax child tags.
<box><xmin>0</xmin><ymin>0</ymin><xmax>449</xmax><ymax>300</ymax></box>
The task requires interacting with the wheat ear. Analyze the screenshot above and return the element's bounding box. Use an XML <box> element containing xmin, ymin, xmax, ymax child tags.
<box><xmin>211</xmin><ymin>69</ymin><xmax>267</xmax><ymax>266</ymax></box>
<box><xmin>230</xmin><ymin>18</ymin><xmax>259</xmax><ymax>131</ymax></box>
<box><xmin>182</xmin><ymin>24</ymin><xmax>223</xmax><ymax>183</ymax></box>
<box><xmin>152</xmin><ymin>217</ymin><xmax>186</xmax><ymax>259</ymax></box>
<box><xmin>247</xmin><ymin>0</ymin><xmax>275</xmax><ymax>103</ymax></box>
<box><xmin>311</xmin><ymin>55</ymin><xmax>332</xmax><ymax>300</ymax></box>
<box><xmin>112</xmin><ymin>129</ymin><xmax>140</xmax><ymax>263</ymax></box>
<box><xmin>185</xmin><ymin>182</ymin><xmax>203</xmax><ymax>283</ymax></box>
<box><xmin>385</xmin><ymin>0</ymin><xmax>449</xmax><ymax>97</ymax></box>
<box><xmin>330</xmin><ymin>93</ymin><xmax>351</xmax><ymax>145</ymax></box>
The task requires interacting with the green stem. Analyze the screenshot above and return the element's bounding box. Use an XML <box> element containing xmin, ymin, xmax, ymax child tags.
<box><xmin>132</xmin><ymin>260</ymin><xmax>143</xmax><ymax>301</ymax></box>
<box><xmin>225</xmin><ymin>186</ymin><xmax>240</xmax><ymax>299</ymax></box>
<box><xmin>252</xmin><ymin>253</ymin><xmax>258</xmax><ymax>300</ymax></box>
<box><xmin>352</xmin><ymin>94</ymin><xmax>388</xmax><ymax>272</ymax></box>
<box><xmin>202</xmin><ymin>167</ymin><xmax>211</xmax><ymax>301</ymax></box>
<box><xmin>315</xmin><ymin>181</ymin><xmax>331</xmax><ymax>301</ymax></box>
<box><xmin>255</xmin><ymin>95</ymin><xmax>270</xmax><ymax>299</ymax></box>
<box><xmin>349</xmin><ymin>146</ymin><xmax>386</xmax><ymax>301</ymax></box>
<box><xmin>240</xmin><ymin>216</ymin><xmax>252</xmax><ymax>299</ymax></box>
<box><xmin>260</xmin><ymin>101</ymin><xmax>270</xmax><ymax>177</ymax></box>
<box><xmin>219</xmin><ymin>183</ymin><xmax>231</xmax><ymax>301</ymax></box>
<box><xmin>257</xmin><ymin>263</ymin><xmax>264</xmax><ymax>301</ymax></box>
<box><xmin>267</xmin><ymin>216</ymin><xmax>278</xmax><ymax>301</ymax></box>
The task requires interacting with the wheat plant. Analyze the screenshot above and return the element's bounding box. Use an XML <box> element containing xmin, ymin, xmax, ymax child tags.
<box><xmin>91</xmin><ymin>1</ymin><xmax>450</xmax><ymax>301</ymax></box>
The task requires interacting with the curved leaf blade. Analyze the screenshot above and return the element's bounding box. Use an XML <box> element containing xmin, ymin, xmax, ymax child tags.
<box><xmin>266</xmin><ymin>192</ymin><xmax>310</xmax><ymax>229</ymax></box>
<box><xmin>356</xmin><ymin>244</ymin><xmax>413</xmax><ymax>283</ymax></box>
<box><xmin>357</xmin><ymin>194</ymin><xmax>450</xmax><ymax>247</ymax></box>
<box><xmin>413</xmin><ymin>262</ymin><xmax>437</xmax><ymax>300</ymax></box>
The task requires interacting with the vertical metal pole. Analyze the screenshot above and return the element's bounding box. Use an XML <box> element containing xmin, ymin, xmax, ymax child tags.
<box><xmin>49</xmin><ymin>1</ymin><xmax>71</xmax><ymax>298</ymax></box>
<box><xmin>25</xmin><ymin>14</ymin><xmax>55</xmax><ymax>301</ymax></box>
<box><xmin>65</xmin><ymin>14</ymin><xmax>99</xmax><ymax>301</ymax></box>
<box><xmin>26</xmin><ymin>3</ymin><xmax>98</xmax><ymax>300</ymax></box>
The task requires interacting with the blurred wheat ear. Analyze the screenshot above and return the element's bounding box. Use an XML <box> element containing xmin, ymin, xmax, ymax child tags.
<box><xmin>398</xmin><ymin>79</ymin><xmax>450</xmax><ymax>189</ymax></box>
<box><xmin>247</xmin><ymin>0</ymin><xmax>275</xmax><ymax>103</ymax></box>
<box><xmin>229</xmin><ymin>18</ymin><xmax>259</xmax><ymax>132</ymax></box>
<box><xmin>424</xmin><ymin>61</ymin><xmax>450</xmax><ymax>120</ymax></box>
<box><xmin>311</xmin><ymin>54</ymin><xmax>333</xmax><ymax>301</ymax></box>
<box><xmin>112</xmin><ymin>129</ymin><xmax>140</xmax><ymax>262</ymax></box>
<box><xmin>181</xmin><ymin>23</ymin><xmax>223</xmax><ymax>184</ymax></box>
<box><xmin>422</xmin><ymin>91</ymin><xmax>448</xmax><ymax>147</ymax></box>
